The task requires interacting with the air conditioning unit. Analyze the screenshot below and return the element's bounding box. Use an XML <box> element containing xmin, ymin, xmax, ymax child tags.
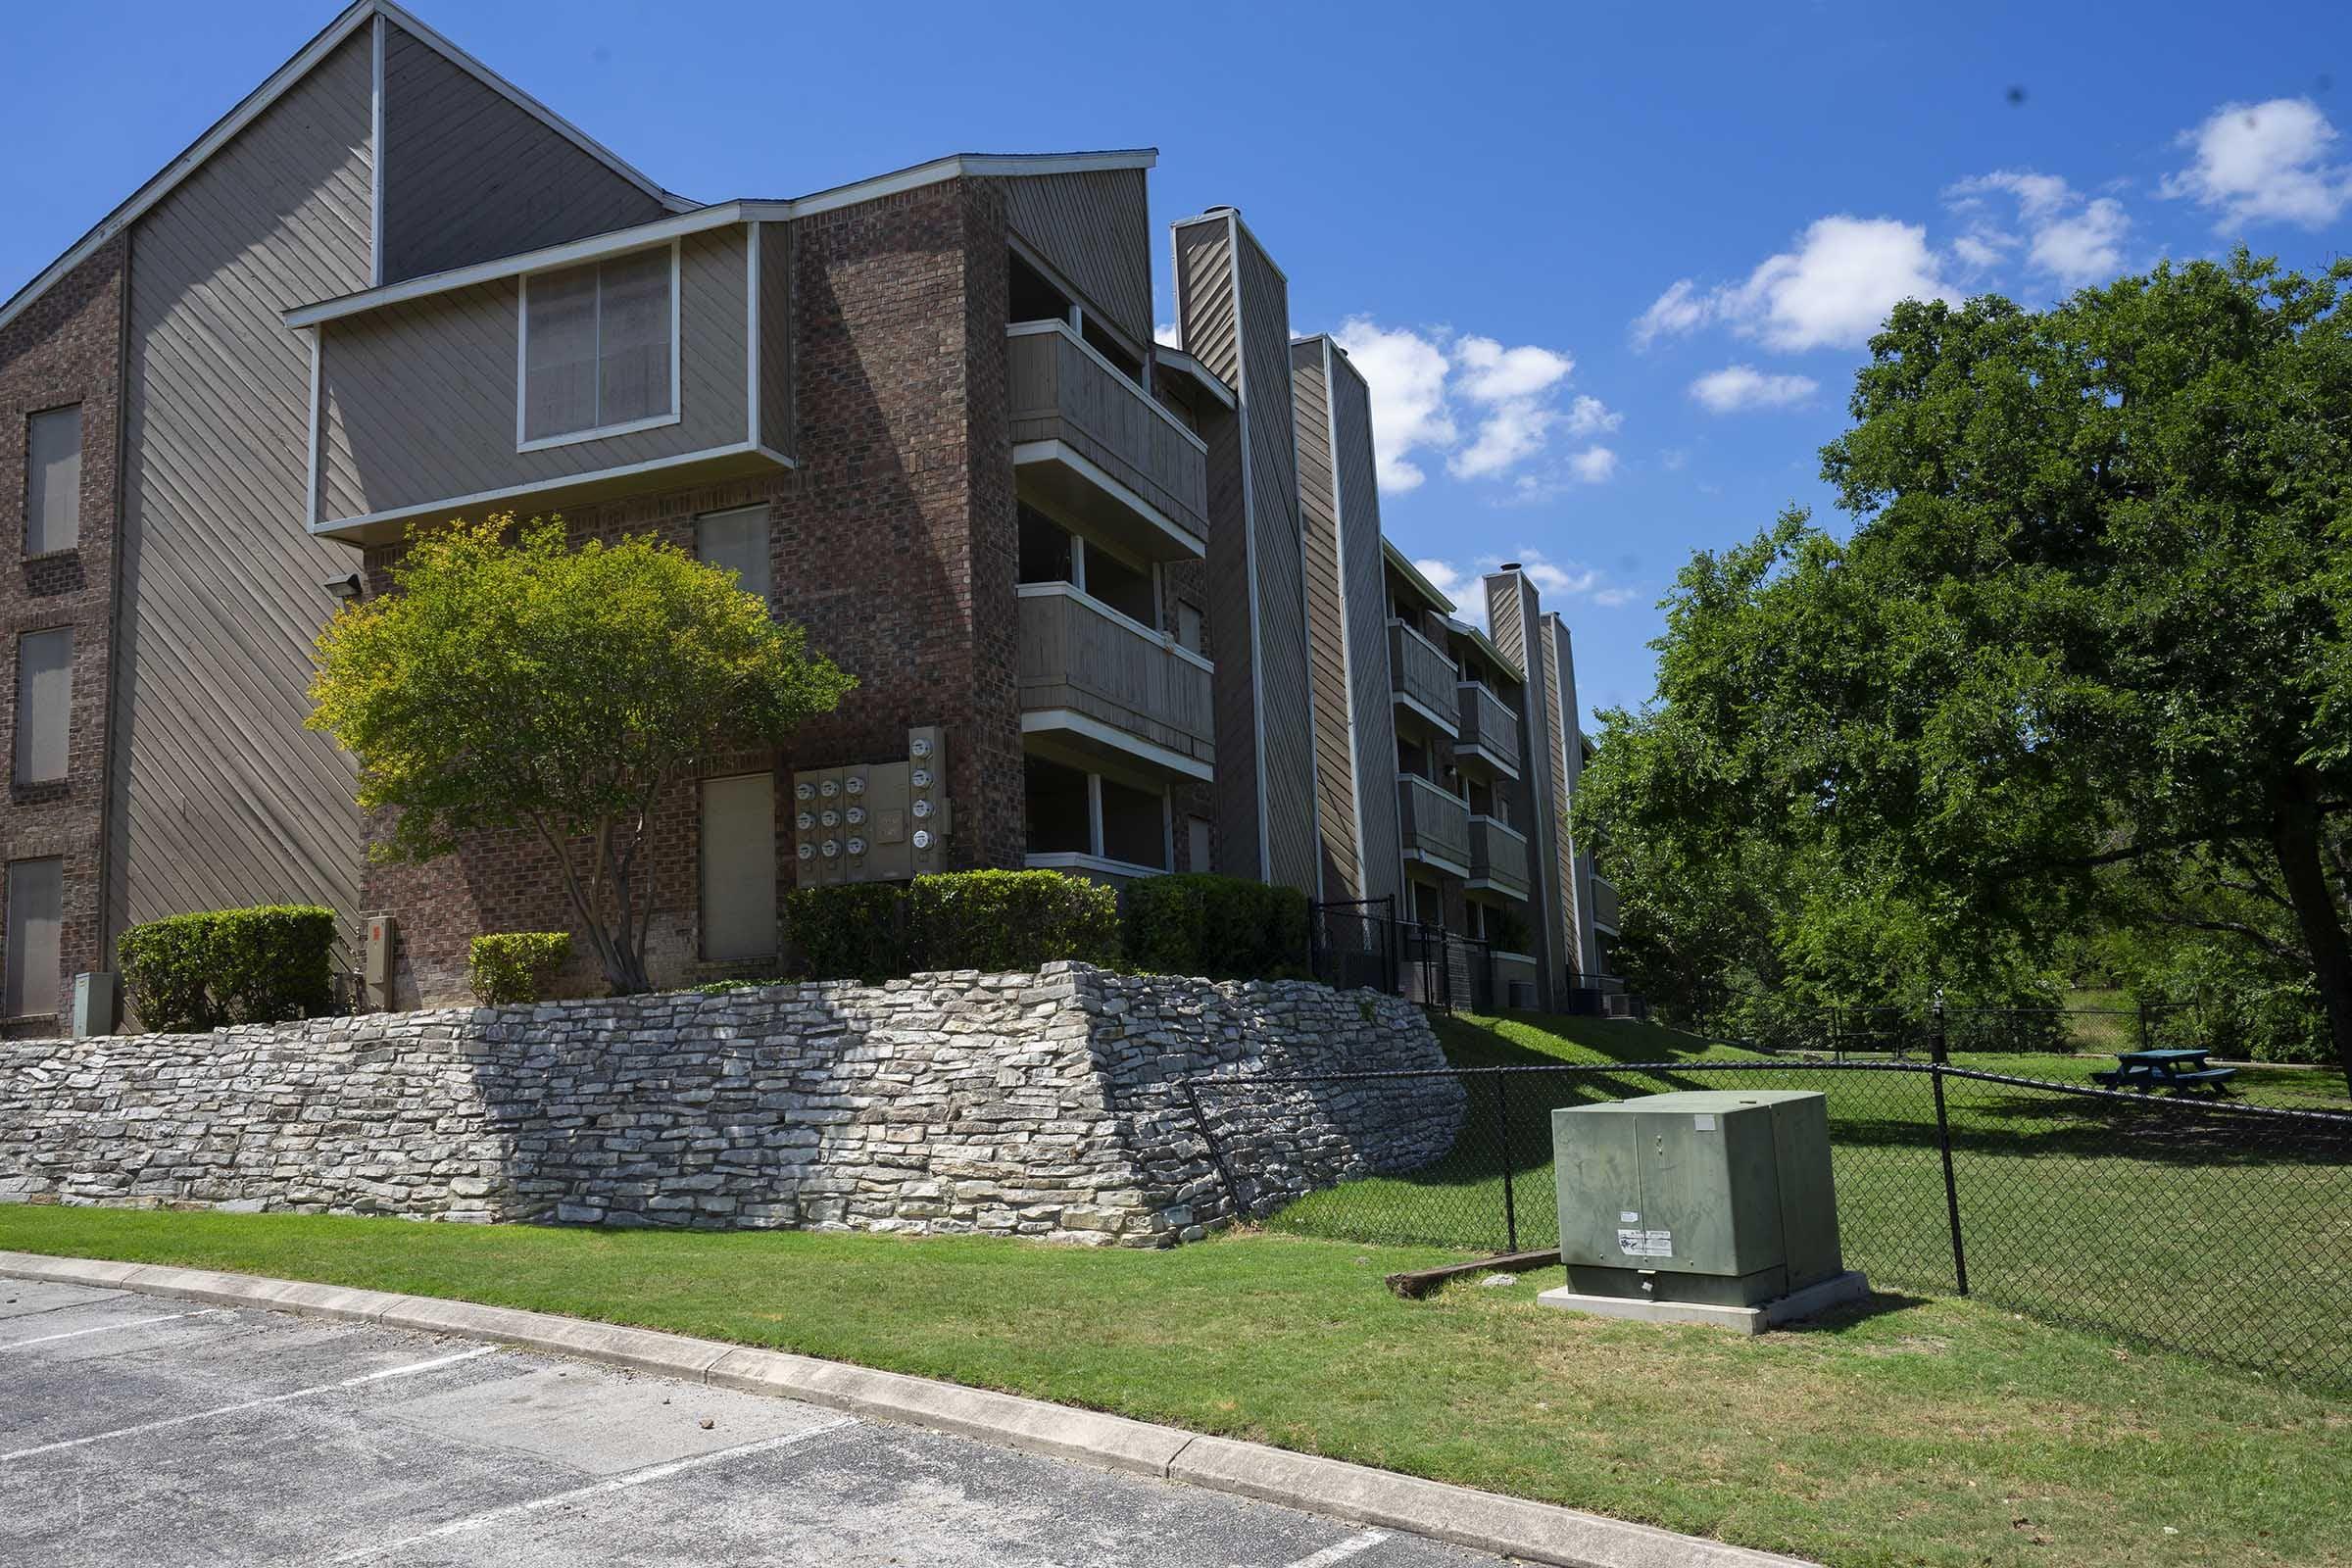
<box><xmin>1540</xmin><ymin>1089</ymin><xmax>1867</xmax><ymax>1332</ymax></box>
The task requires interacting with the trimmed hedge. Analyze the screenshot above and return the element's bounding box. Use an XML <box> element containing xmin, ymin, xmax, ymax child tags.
<box><xmin>1123</xmin><ymin>873</ymin><xmax>1309</xmax><ymax>982</ymax></box>
<box><xmin>468</xmin><ymin>932</ymin><xmax>572</xmax><ymax>1006</ymax></box>
<box><xmin>117</xmin><ymin>905</ymin><xmax>339</xmax><ymax>1032</ymax></box>
<box><xmin>784</xmin><ymin>870</ymin><xmax>1121</xmax><ymax>982</ymax></box>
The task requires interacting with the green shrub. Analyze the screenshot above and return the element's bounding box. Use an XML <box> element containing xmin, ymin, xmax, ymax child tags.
<box><xmin>117</xmin><ymin>905</ymin><xmax>340</xmax><ymax>1032</ymax></box>
<box><xmin>1123</xmin><ymin>873</ymin><xmax>1309</xmax><ymax>981</ymax></box>
<box><xmin>781</xmin><ymin>881</ymin><xmax>911</xmax><ymax>983</ymax></box>
<box><xmin>785</xmin><ymin>870</ymin><xmax>1121</xmax><ymax>981</ymax></box>
<box><xmin>468</xmin><ymin>932</ymin><xmax>573</xmax><ymax>1006</ymax></box>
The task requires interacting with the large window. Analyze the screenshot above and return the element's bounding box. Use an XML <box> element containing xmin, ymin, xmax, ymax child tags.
<box><xmin>696</xmin><ymin>506</ymin><xmax>770</xmax><ymax>603</ymax></box>
<box><xmin>700</xmin><ymin>772</ymin><xmax>776</xmax><ymax>960</ymax></box>
<box><xmin>13</xmin><ymin>628</ymin><xmax>71</xmax><ymax>785</ymax></box>
<box><xmin>24</xmin><ymin>405</ymin><xmax>80</xmax><ymax>555</ymax></box>
<box><xmin>521</xmin><ymin>246</ymin><xmax>676</xmax><ymax>448</ymax></box>
<box><xmin>3</xmin><ymin>858</ymin><xmax>63</xmax><ymax>1018</ymax></box>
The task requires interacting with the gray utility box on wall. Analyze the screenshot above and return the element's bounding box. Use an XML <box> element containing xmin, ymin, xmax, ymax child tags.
<box><xmin>1550</xmin><ymin>1090</ymin><xmax>1848</xmax><ymax>1313</ymax></box>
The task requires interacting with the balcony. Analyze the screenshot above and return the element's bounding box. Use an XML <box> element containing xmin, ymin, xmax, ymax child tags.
<box><xmin>1468</xmin><ymin>815</ymin><xmax>1531</xmax><ymax>899</ymax></box>
<box><xmin>1017</xmin><ymin>583</ymin><xmax>1214</xmax><ymax>779</ymax></box>
<box><xmin>1454</xmin><ymin>682</ymin><xmax>1522</xmax><ymax>777</ymax></box>
<box><xmin>1397</xmin><ymin>773</ymin><xmax>1471</xmax><ymax>877</ymax></box>
<box><xmin>1388</xmin><ymin>620</ymin><xmax>1459</xmax><ymax>736</ymax></box>
<box><xmin>1008</xmin><ymin>320</ymin><xmax>1208</xmax><ymax>562</ymax></box>
<box><xmin>1590</xmin><ymin>871</ymin><xmax>1621</xmax><ymax>933</ymax></box>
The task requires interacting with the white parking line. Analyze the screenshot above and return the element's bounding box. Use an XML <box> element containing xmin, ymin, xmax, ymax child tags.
<box><xmin>0</xmin><ymin>1308</ymin><xmax>226</xmax><ymax>1352</ymax></box>
<box><xmin>0</xmin><ymin>1345</ymin><xmax>497</xmax><ymax>1463</ymax></box>
<box><xmin>1286</xmin><ymin>1530</ymin><xmax>1390</xmax><ymax>1567</ymax></box>
<box><xmin>321</xmin><ymin>1415</ymin><xmax>859</xmax><ymax>1563</ymax></box>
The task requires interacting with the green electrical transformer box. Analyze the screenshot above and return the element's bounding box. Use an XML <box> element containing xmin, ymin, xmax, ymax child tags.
<box><xmin>1551</xmin><ymin>1090</ymin><xmax>1844</xmax><ymax>1307</ymax></box>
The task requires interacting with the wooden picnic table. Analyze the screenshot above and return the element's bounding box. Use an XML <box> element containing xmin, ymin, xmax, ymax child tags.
<box><xmin>2094</xmin><ymin>1048</ymin><xmax>2237</xmax><ymax>1096</ymax></box>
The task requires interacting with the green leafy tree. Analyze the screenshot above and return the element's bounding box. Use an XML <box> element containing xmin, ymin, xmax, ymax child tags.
<box><xmin>1582</xmin><ymin>253</ymin><xmax>2352</xmax><ymax>1091</ymax></box>
<box><xmin>309</xmin><ymin>515</ymin><xmax>854</xmax><ymax>995</ymax></box>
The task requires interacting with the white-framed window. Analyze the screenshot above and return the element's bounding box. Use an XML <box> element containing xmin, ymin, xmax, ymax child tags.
<box><xmin>518</xmin><ymin>242</ymin><xmax>679</xmax><ymax>451</ymax></box>
<box><xmin>3</xmin><ymin>857</ymin><xmax>64</xmax><ymax>1018</ymax></box>
<box><xmin>13</xmin><ymin>627</ymin><xmax>72</xmax><ymax>785</ymax></box>
<box><xmin>695</xmin><ymin>505</ymin><xmax>770</xmax><ymax>603</ymax></box>
<box><xmin>700</xmin><ymin>771</ymin><xmax>777</xmax><ymax>961</ymax></box>
<box><xmin>24</xmin><ymin>404</ymin><xmax>81</xmax><ymax>556</ymax></box>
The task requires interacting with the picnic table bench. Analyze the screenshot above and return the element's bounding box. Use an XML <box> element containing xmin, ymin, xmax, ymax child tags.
<box><xmin>2091</xmin><ymin>1048</ymin><xmax>2237</xmax><ymax>1096</ymax></box>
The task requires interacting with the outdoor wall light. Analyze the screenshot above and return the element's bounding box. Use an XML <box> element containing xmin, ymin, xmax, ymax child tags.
<box><xmin>320</xmin><ymin>571</ymin><xmax>365</xmax><ymax>602</ymax></box>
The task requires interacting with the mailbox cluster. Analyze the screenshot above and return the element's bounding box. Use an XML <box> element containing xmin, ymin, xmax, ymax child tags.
<box><xmin>790</xmin><ymin>725</ymin><xmax>952</xmax><ymax>885</ymax></box>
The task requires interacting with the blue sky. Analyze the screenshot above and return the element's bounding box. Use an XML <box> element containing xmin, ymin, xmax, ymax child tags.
<box><xmin>7</xmin><ymin>1</ymin><xmax>2349</xmax><ymax>727</ymax></box>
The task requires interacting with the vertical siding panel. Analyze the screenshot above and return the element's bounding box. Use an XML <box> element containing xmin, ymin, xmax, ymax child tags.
<box><xmin>112</xmin><ymin>31</ymin><xmax>377</xmax><ymax>937</ymax></box>
<box><xmin>378</xmin><ymin>24</ymin><xmax>668</xmax><ymax>283</ymax></box>
<box><xmin>1328</xmin><ymin>348</ymin><xmax>1401</xmax><ymax>907</ymax></box>
<box><xmin>1001</xmin><ymin>170</ymin><xmax>1152</xmax><ymax>348</ymax></box>
<box><xmin>759</xmin><ymin>221</ymin><xmax>795</xmax><ymax>456</ymax></box>
<box><xmin>1290</xmin><ymin>341</ymin><xmax>1360</xmax><ymax>899</ymax></box>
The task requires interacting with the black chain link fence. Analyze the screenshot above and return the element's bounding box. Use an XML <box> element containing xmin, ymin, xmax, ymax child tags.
<box><xmin>1183</xmin><ymin>1058</ymin><xmax>2352</xmax><ymax>1387</ymax></box>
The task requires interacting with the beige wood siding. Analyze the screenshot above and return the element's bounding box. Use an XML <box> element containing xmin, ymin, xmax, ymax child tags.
<box><xmin>757</xmin><ymin>220</ymin><xmax>794</xmax><ymax>456</ymax></box>
<box><xmin>1290</xmin><ymin>342</ymin><xmax>1360</xmax><ymax>899</ymax></box>
<box><xmin>1002</xmin><ymin>170</ymin><xmax>1152</xmax><ymax>348</ymax></box>
<box><xmin>1172</xmin><ymin>217</ymin><xmax>1258</xmax><ymax>878</ymax></box>
<box><xmin>318</xmin><ymin>225</ymin><xmax>750</xmax><ymax>524</ymax></box>
<box><xmin>112</xmin><ymin>29</ymin><xmax>376</xmax><ymax>936</ymax></box>
<box><xmin>378</xmin><ymin>23</ymin><xmax>669</xmax><ymax>285</ymax></box>
<box><xmin>1540</xmin><ymin>612</ymin><xmax>1596</xmax><ymax>977</ymax></box>
<box><xmin>1484</xmin><ymin>569</ymin><xmax>1565</xmax><ymax>1001</ymax></box>
<box><xmin>1327</xmin><ymin>346</ymin><xmax>1401</xmax><ymax>907</ymax></box>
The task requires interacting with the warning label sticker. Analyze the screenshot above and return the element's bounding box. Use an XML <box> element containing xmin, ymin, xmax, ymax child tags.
<box><xmin>1617</xmin><ymin>1228</ymin><xmax>1674</xmax><ymax>1258</ymax></box>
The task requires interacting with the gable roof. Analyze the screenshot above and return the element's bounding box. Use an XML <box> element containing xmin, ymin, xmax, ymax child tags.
<box><xmin>0</xmin><ymin>0</ymin><xmax>689</xmax><ymax>337</ymax></box>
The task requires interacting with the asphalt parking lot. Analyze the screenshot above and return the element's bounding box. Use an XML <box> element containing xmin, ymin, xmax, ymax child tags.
<box><xmin>0</xmin><ymin>1279</ymin><xmax>1504</xmax><ymax>1567</ymax></box>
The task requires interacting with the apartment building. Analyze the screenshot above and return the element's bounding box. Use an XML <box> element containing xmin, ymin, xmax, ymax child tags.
<box><xmin>0</xmin><ymin>0</ymin><xmax>1605</xmax><ymax>1026</ymax></box>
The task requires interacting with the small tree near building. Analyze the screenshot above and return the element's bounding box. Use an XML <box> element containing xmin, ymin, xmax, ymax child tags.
<box><xmin>308</xmin><ymin>514</ymin><xmax>854</xmax><ymax>995</ymax></box>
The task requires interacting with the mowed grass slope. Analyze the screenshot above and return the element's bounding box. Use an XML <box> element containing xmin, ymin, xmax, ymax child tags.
<box><xmin>3</xmin><ymin>1206</ymin><xmax>2346</xmax><ymax>1568</ymax></box>
<box><xmin>1264</xmin><ymin>1011</ymin><xmax>2352</xmax><ymax>1383</ymax></box>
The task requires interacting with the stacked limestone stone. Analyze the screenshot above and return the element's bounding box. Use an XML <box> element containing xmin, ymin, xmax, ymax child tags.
<box><xmin>0</xmin><ymin>964</ymin><xmax>1462</xmax><ymax>1247</ymax></box>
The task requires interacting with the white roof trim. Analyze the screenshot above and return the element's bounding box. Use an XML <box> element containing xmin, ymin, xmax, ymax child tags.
<box><xmin>1153</xmin><ymin>345</ymin><xmax>1235</xmax><ymax>410</ymax></box>
<box><xmin>0</xmin><ymin>0</ymin><xmax>693</xmax><ymax>339</ymax></box>
<box><xmin>282</xmin><ymin>149</ymin><xmax>1160</xmax><ymax>328</ymax></box>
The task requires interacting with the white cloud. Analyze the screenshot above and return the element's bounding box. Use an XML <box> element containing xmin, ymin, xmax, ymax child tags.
<box><xmin>1406</xmin><ymin>547</ymin><xmax>1617</xmax><ymax>627</ymax></box>
<box><xmin>1563</xmin><ymin>395</ymin><xmax>1622</xmax><ymax>436</ymax></box>
<box><xmin>1632</xmin><ymin>218</ymin><xmax>1958</xmax><ymax>355</ymax></box>
<box><xmin>1566</xmin><ymin>445</ymin><xmax>1619</xmax><ymax>482</ymax></box>
<box><xmin>1333</xmin><ymin>318</ymin><xmax>1456</xmax><ymax>492</ymax></box>
<box><xmin>1721</xmin><ymin>217</ymin><xmax>1958</xmax><ymax>350</ymax></box>
<box><xmin>1689</xmin><ymin>365</ymin><xmax>1818</xmax><ymax>413</ymax></box>
<box><xmin>1154</xmin><ymin>321</ymin><xmax>1182</xmax><ymax>349</ymax></box>
<box><xmin>1631</xmin><ymin>278</ymin><xmax>1709</xmax><ymax>349</ymax></box>
<box><xmin>1336</xmin><ymin>318</ymin><xmax>1605</xmax><ymax>492</ymax></box>
<box><xmin>1592</xmin><ymin>586</ymin><xmax>1638</xmax><ymax>608</ymax></box>
<box><xmin>1944</xmin><ymin>171</ymin><xmax>2132</xmax><ymax>287</ymax></box>
<box><xmin>2162</xmin><ymin>98</ymin><xmax>2352</xmax><ymax>228</ymax></box>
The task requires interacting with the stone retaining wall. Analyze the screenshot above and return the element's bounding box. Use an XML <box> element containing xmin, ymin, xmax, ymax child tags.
<box><xmin>0</xmin><ymin>964</ymin><xmax>1461</xmax><ymax>1247</ymax></box>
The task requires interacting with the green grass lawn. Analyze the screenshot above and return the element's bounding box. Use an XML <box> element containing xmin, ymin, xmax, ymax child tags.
<box><xmin>3</xmin><ymin>1205</ymin><xmax>2345</xmax><ymax>1568</ymax></box>
<box><xmin>1261</xmin><ymin>1011</ymin><xmax>2352</xmax><ymax>1386</ymax></box>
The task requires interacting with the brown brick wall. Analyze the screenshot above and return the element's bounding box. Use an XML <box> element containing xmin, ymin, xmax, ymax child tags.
<box><xmin>0</xmin><ymin>237</ymin><xmax>123</xmax><ymax>1035</ymax></box>
<box><xmin>361</xmin><ymin>178</ymin><xmax>1029</xmax><ymax>1004</ymax></box>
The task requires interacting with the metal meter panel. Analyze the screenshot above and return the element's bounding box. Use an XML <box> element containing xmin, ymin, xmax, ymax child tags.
<box><xmin>906</xmin><ymin>725</ymin><xmax>949</xmax><ymax>874</ymax></box>
<box><xmin>1552</xmin><ymin>1090</ymin><xmax>1841</xmax><ymax>1308</ymax></box>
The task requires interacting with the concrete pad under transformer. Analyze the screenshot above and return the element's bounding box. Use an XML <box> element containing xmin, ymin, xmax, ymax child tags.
<box><xmin>1537</xmin><ymin>1270</ymin><xmax>1870</xmax><ymax>1335</ymax></box>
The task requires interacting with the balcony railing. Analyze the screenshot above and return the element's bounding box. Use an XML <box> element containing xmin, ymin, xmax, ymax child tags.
<box><xmin>1468</xmin><ymin>815</ymin><xmax>1531</xmax><ymax>898</ymax></box>
<box><xmin>1454</xmin><ymin>682</ymin><xmax>1522</xmax><ymax>776</ymax></box>
<box><xmin>1397</xmin><ymin>773</ymin><xmax>1471</xmax><ymax>875</ymax></box>
<box><xmin>1590</xmin><ymin>871</ymin><xmax>1621</xmax><ymax>933</ymax></box>
<box><xmin>1008</xmin><ymin>321</ymin><xmax>1208</xmax><ymax>559</ymax></box>
<box><xmin>1388</xmin><ymin>620</ymin><xmax>1459</xmax><ymax>734</ymax></box>
<box><xmin>1017</xmin><ymin>584</ymin><xmax>1214</xmax><ymax>776</ymax></box>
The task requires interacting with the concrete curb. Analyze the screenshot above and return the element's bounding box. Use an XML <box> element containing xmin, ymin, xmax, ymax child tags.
<box><xmin>0</xmin><ymin>1250</ymin><xmax>1817</xmax><ymax>1568</ymax></box>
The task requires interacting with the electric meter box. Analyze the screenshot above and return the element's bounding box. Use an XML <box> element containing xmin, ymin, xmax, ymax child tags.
<box><xmin>1552</xmin><ymin>1090</ymin><xmax>1843</xmax><ymax>1308</ymax></box>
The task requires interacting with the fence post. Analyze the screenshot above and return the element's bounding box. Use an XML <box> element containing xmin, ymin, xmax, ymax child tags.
<box><xmin>1928</xmin><ymin>998</ymin><xmax>1971</xmax><ymax>1296</ymax></box>
<box><xmin>1493</xmin><ymin>1071</ymin><xmax>1519</xmax><ymax>1254</ymax></box>
<box><xmin>1179</xmin><ymin>1081</ymin><xmax>1245</xmax><ymax>1226</ymax></box>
